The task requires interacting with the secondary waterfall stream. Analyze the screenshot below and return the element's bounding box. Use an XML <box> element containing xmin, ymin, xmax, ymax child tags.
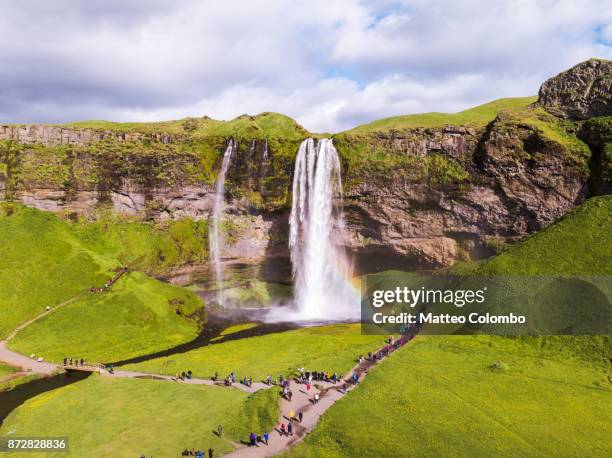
<box><xmin>209</xmin><ymin>139</ymin><xmax>235</xmax><ymax>305</ymax></box>
<box><xmin>285</xmin><ymin>138</ymin><xmax>359</xmax><ymax>320</ymax></box>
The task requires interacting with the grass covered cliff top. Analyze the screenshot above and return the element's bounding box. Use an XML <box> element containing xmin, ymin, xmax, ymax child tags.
<box><xmin>343</xmin><ymin>96</ymin><xmax>538</xmax><ymax>133</ymax></box>
<box><xmin>64</xmin><ymin>111</ymin><xmax>308</xmax><ymax>140</ymax></box>
<box><xmin>3</xmin><ymin>97</ymin><xmax>541</xmax><ymax>138</ymax></box>
<box><xmin>66</xmin><ymin>98</ymin><xmax>539</xmax><ymax>136</ymax></box>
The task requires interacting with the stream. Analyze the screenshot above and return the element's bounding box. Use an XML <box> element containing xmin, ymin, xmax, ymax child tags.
<box><xmin>0</xmin><ymin>307</ymin><xmax>299</xmax><ymax>426</ymax></box>
<box><xmin>0</xmin><ymin>372</ymin><xmax>90</xmax><ymax>427</ymax></box>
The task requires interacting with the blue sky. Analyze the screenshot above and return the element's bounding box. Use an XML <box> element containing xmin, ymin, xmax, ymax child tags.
<box><xmin>0</xmin><ymin>0</ymin><xmax>610</xmax><ymax>132</ymax></box>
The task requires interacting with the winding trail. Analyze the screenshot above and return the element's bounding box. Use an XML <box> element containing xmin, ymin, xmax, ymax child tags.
<box><xmin>0</xmin><ymin>341</ymin><xmax>58</xmax><ymax>375</ymax></box>
<box><xmin>0</xmin><ymin>333</ymin><xmax>402</xmax><ymax>457</ymax></box>
<box><xmin>224</xmin><ymin>343</ymin><xmax>398</xmax><ymax>457</ymax></box>
<box><xmin>0</xmin><ymin>294</ymin><xmax>85</xmax><ymax>375</ymax></box>
<box><xmin>101</xmin><ymin>343</ymin><xmax>397</xmax><ymax>457</ymax></box>
<box><xmin>0</xmin><ymin>296</ymin><xmax>403</xmax><ymax>457</ymax></box>
<box><xmin>101</xmin><ymin>369</ymin><xmax>271</xmax><ymax>394</ymax></box>
<box><xmin>0</xmin><ymin>271</ymin><xmax>129</xmax><ymax>373</ymax></box>
<box><xmin>3</xmin><ymin>267</ymin><xmax>127</xmax><ymax>347</ymax></box>
<box><xmin>0</xmin><ymin>343</ymin><xmax>273</xmax><ymax>393</ymax></box>
<box><xmin>5</xmin><ymin>294</ymin><xmax>83</xmax><ymax>343</ymax></box>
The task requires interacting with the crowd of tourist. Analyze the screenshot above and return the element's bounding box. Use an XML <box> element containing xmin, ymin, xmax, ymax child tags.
<box><xmin>175</xmin><ymin>370</ymin><xmax>193</xmax><ymax>381</ymax></box>
<box><xmin>90</xmin><ymin>266</ymin><xmax>128</xmax><ymax>293</ymax></box>
<box><xmin>248</xmin><ymin>431</ymin><xmax>271</xmax><ymax>447</ymax></box>
<box><xmin>180</xmin><ymin>447</ymin><xmax>214</xmax><ymax>457</ymax></box>
<box><xmin>173</xmin><ymin>334</ymin><xmax>416</xmax><ymax>452</ymax></box>
<box><xmin>62</xmin><ymin>356</ymin><xmax>85</xmax><ymax>367</ymax></box>
<box><xmin>296</xmin><ymin>369</ymin><xmax>339</xmax><ymax>384</ymax></box>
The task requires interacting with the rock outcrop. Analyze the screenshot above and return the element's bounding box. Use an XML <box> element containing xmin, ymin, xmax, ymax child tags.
<box><xmin>538</xmin><ymin>58</ymin><xmax>612</xmax><ymax>119</ymax></box>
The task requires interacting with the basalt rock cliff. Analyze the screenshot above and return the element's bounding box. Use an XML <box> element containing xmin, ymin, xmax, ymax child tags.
<box><xmin>0</xmin><ymin>59</ymin><xmax>610</xmax><ymax>283</ymax></box>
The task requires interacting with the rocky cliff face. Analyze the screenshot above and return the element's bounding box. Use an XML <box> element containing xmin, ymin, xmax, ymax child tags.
<box><xmin>1</xmin><ymin>59</ymin><xmax>610</xmax><ymax>282</ymax></box>
<box><xmin>338</xmin><ymin>113</ymin><xmax>590</xmax><ymax>272</ymax></box>
<box><xmin>578</xmin><ymin>117</ymin><xmax>612</xmax><ymax>195</ymax></box>
<box><xmin>0</xmin><ymin>124</ymin><xmax>177</xmax><ymax>146</ymax></box>
<box><xmin>0</xmin><ymin>128</ymin><xmax>212</xmax><ymax>220</ymax></box>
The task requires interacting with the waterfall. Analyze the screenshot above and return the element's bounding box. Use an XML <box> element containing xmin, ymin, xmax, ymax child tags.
<box><xmin>209</xmin><ymin>139</ymin><xmax>235</xmax><ymax>305</ymax></box>
<box><xmin>287</xmin><ymin>138</ymin><xmax>359</xmax><ymax>320</ymax></box>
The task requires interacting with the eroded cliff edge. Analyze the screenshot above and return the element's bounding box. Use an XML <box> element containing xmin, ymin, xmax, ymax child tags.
<box><xmin>0</xmin><ymin>59</ymin><xmax>610</xmax><ymax>282</ymax></box>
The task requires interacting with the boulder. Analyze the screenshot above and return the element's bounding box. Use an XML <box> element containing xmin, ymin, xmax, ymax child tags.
<box><xmin>537</xmin><ymin>58</ymin><xmax>612</xmax><ymax>119</ymax></box>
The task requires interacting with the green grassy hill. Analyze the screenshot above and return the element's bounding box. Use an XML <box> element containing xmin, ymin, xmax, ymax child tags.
<box><xmin>67</xmin><ymin>96</ymin><xmax>535</xmax><ymax>136</ymax></box>
<box><xmin>0</xmin><ymin>204</ymin><xmax>204</xmax><ymax>362</ymax></box>
<box><xmin>0</xmin><ymin>204</ymin><xmax>114</xmax><ymax>338</ymax></box>
<box><xmin>436</xmin><ymin>197</ymin><xmax>611</xmax><ymax>362</ymax></box>
<box><xmin>9</xmin><ymin>271</ymin><xmax>202</xmax><ymax>363</ymax></box>
<box><xmin>63</xmin><ymin>99</ymin><xmax>536</xmax><ymax>136</ymax></box>
<box><xmin>476</xmin><ymin>196</ymin><xmax>612</xmax><ymax>364</ymax></box>
<box><xmin>477</xmin><ymin>195</ymin><xmax>611</xmax><ymax>276</ymax></box>
<box><xmin>71</xmin><ymin>210</ymin><xmax>209</xmax><ymax>277</ymax></box>
<box><xmin>344</xmin><ymin>96</ymin><xmax>537</xmax><ymax>133</ymax></box>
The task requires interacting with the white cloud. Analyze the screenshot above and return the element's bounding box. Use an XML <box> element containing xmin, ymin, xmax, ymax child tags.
<box><xmin>0</xmin><ymin>0</ymin><xmax>609</xmax><ymax>132</ymax></box>
<box><xmin>60</xmin><ymin>72</ymin><xmax>542</xmax><ymax>132</ymax></box>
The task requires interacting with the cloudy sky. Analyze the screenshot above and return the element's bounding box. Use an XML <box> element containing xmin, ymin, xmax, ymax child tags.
<box><xmin>1</xmin><ymin>0</ymin><xmax>610</xmax><ymax>132</ymax></box>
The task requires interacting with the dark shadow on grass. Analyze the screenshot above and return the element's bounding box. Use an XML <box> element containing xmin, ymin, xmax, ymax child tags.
<box><xmin>110</xmin><ymin>308</ymin><xmax>299</xmax><ymax>367</ymax></box>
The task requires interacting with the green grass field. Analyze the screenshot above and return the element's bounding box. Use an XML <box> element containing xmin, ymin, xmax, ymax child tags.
<box><xmin>125</xmin><ymin>324</ymin><xmax>384</xmax><ymax>380</ymax></box>
<box><xmin>345</xmin><ymin>97</ymin><xmax>537</xmax><ymax>133</ymax></box>
<box><xmin>0</xmin><ymin>375</ymin><xmax>278</xmax><ymax>457</ymax></box>
<box><xmin>0</xmin><ymin>204</ymin><xmax>204</xmax><ymax>362</ymax></box>
<box><xmin>289</xmin><ymin>336</ymin><xmax>611</xmax><ymax>457</ymax></box>
<box><xmin>9</xmin><ymin>272</ymin><xmax>202</xmax><ymax>363</ymax></box>
<box><xmin>0</xmin><ymin>204</ymin><xmax>114</xmax><ymax>338</ymax></box>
